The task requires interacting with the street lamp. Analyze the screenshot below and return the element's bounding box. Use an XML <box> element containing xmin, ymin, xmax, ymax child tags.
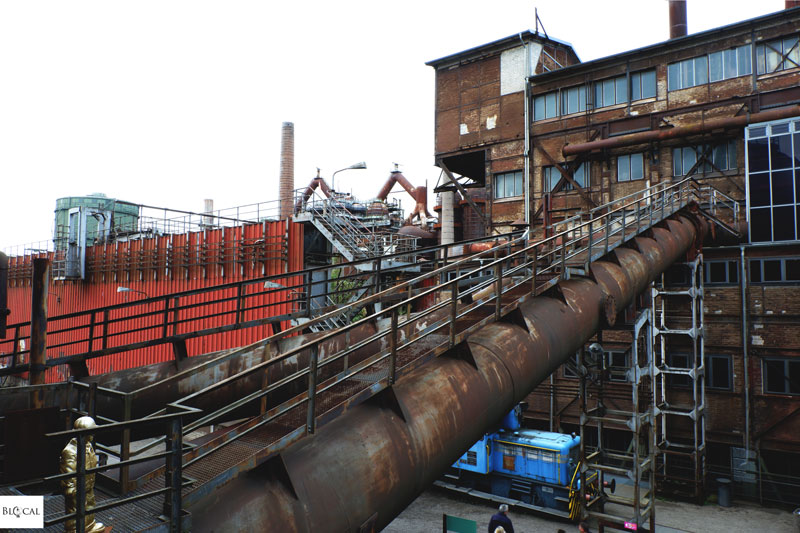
<box><xmin>331</xmin><ymin>162</ymin><xmax>367</xmax><ymax>191</ymax></box>
<box><xmin>117</xmin><ymin>286</ymin><xmax>148</xmax><ymax>298</ymax></box>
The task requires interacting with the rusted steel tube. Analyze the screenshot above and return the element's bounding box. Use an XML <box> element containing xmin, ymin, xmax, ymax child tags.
<box><xmin>191</xmin><ymin>211</ymin><xmax>707</xmax><ymax>532</ymax></box>
<box><xmin>376</xmin><ymin>171</ymin><xmax>433</xmax><ymax>223</ymax></box>
<box><xmin>0</xmin><ymin>252</ymin><xmax>8</xmax><ymax>339</ymax></box>
<box><xmin>562</xmin><ymin>105</ymin><xmax>800</xmax><ymax>156</ymax></box>
<box><xmin>30</xmin><ymin>258</ymin><xmax>49</xmax><ymax>408</ymax></box>
<box><xmin>669</xmin><ymin>0</ymin><xmax>687</xmax><ymax>39</ymax></box>
<box><xmin>293</xmin><ymin>175</ymin><xmax>333</xmax><ymax>213</ymax></box>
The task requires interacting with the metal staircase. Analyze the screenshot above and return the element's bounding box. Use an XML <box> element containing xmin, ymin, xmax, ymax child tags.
<box><xmin>1</xmin><ymin>177</ymin><xmax>740</xmax><ymax>531</ymax></box>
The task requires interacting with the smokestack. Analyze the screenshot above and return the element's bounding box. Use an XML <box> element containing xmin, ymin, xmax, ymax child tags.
<box><xmin>788</xmin><ymin>0</ymin><xmax>800</xmax><ymax>8</ymax></box>
<box><xmin>203</xmin><ymin>199</ymin><xmax>214</xmax><ymax>227</ymax></box>
<box><xmin>279</xmin><ymin>122</ymin><xmax>295</xmax><ymax>220</ymax></box>
<box><xmin>669</xmin><ymin>0</ymin><xmax>687</xmax><ymax>39</ymax></box>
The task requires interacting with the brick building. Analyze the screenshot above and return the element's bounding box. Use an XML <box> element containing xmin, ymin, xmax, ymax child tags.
<box><xmin>428</xmin><ymin>3</ymin><xmax>800</xmax><ymax>505</ymax></box>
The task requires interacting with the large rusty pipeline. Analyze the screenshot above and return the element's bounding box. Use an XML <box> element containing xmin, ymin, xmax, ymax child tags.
<box><xmin>562</xmin><ymin>105</ymin><xmax>800</xmax><ymax>157</ymax></box>
<box><xmin>190</xmin><ymin>213</ymin><xmax>707</xmax><ymax>532</ymax></box>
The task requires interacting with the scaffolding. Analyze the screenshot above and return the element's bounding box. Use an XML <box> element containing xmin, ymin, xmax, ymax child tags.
<box><xmin>653</xmin><ymin>255</ymin><xmax>706</xmax><ymax>502</ymax></box>
<box><xmin>579</xmin><ymin>309</ymin><xmax>657</xmax><ymax>531</ymax></box>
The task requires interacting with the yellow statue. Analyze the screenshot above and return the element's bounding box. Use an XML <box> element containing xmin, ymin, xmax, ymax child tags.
<box><xmin>60</xmin><ymin>416</ymin><xmax>105</xmax><ymax>533</ymax></box>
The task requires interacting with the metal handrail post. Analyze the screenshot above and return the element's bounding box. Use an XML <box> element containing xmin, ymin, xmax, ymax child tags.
<box><xmin>306</xmin><ymin>344</ymin><xmax>319</xmax><ymax>434</ymax></box>
<box><xmin>76</xmin><ymin>432</ymin><xmax>87</xmax><ymax>533</ymax></box>
<box><xmin>389</xmin><ymin>309</ymin><xmax>398</xmax><ymax>385</ymax></box>
<box><xmin>449</xmin><ymin>279</ymin><xmax>458</xmax><ymax>347</ymax></box>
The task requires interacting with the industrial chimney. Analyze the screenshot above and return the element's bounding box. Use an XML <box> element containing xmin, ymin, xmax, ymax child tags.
<box><xmin>669</xmin><ymin>0</ymin><xmax>687</xmax><ymax>39</ymax></box>
<box><xmin>279</xmin><ymin>122</ymin><xmax>295</xmax><ymax>220</ymax></box>
<box><xmin>788</xmin><ymin>0</ymin><xmax>800</xmax><ymax>8</ymax></box>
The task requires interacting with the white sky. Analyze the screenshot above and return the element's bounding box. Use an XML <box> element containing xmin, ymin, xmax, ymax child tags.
<box><xmin>0</xmin><ymin>0</ymin><xmax>785</xmax><ymax>249</ymax></box>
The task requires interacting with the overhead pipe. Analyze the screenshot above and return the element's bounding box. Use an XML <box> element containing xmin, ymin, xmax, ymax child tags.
<box><xmin>192</xmin><ymin>212</ymin><xmax>708</xmax><ymax>532</ymax></box>
<box><xmin>562</xmin><ymin>105</ymin><xmax>800</xmax><ymax>157</ymax></box>
<box><xmin>669</xmin><ymin>0</ymin><xmax>688</xmax><ymax>39</ymax></box>
<box><xmin>293</xmin><ymin>170</ymin><xmax>334</xmax><ymax>213</ymax></box>
<box><xmin>376</xmin><ymin>170</ymin><xmax>433</xmax><ymax>224</ymax></box>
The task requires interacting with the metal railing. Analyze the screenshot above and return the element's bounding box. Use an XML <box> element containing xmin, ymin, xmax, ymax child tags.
<box><xmin>109</xmin><ymin>177</ymin><xmax>728</xmax><ymax>508</ymax></box>
<box><xmin>0</xmin><ymin>381</ymin><xmax>198</xmax><ymax>532</ymax></box>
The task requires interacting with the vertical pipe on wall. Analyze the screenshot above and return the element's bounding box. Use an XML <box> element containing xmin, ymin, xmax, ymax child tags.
<box><xmin>30</xmin><ymin>258</ymin><xmax>49</xmax><ymax>407</ymax></box>
<box><xmin>521</xmin><ymin>35</ymin><xmax>531</xmax><ymax>231</ymax></box>
<box><xmin>279</xmin><ymin>122</ymin><xmax>295</xmax><ymax>220</ymax></box>
<box><xmin>740</xmin><ymin>245</ymin><xmax>751</xmax><ymax>457</ymax></box>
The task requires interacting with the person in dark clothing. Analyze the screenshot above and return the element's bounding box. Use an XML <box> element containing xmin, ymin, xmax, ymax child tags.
<box><xmin>578</xmin><ymin>521</ymin><xmax>592</xmax><ymax>533</ymax></box>
<box><xmin>488</xmin><ymin>504</ymin><xmax>514</xmax><ymax>533</ymax></box>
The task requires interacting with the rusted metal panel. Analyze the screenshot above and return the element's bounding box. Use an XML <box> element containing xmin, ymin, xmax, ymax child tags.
<box><xmin>4</xmin><ymin>220</ymin><xmax>303</xmax><ymax>383</ymax></box>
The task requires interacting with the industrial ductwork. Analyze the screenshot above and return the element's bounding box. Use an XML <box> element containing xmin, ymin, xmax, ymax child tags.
<box><xmin>191</xmin><ymin>211</ymin><xmax>708</xmax><ymax>531</ymax></box>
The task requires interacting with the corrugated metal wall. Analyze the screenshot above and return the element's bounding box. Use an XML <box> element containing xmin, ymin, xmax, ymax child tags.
<box><xmin>4</xmin><ymin>220</ymin><xmax>304</xmax><ymax>382</ymax></box>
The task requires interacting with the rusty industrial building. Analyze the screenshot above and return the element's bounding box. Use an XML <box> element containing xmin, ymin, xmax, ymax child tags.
<box><xmin>427</xmin><ymin>0</ymin><xmax>800</xmax><ymax>510</ymax></box>
<box><xmin>0</xmin><ymin>1</ymin><xmax>798</xmax><ymax>532</ymax></box>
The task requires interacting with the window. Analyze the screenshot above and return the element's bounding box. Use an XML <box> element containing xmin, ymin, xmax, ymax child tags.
<box><xmin>617</xmin><ymin>153</ymin><xmax>644</xmax><ymax>182</ymax></box>
<box><xmin>561</xmin><ymin>85</ymin><xmax>587</xmax><ymax>115</ymax></box>
<box><xmin>704</xmin><ymin>260</ymin><xmax>739</xmax><ymax>285</ymax></box>
<box><xmin>673</xmin><ymin>140</ymin><xmax>737</xmax><ymax>176</ymax></box>
<box><xmin>707</xmin><ymin>354</ymin><xmax>733</xmax><ymax>391</ymax></box>
<box><xmin>534</xmin><ymin>92</ymin><xmax>559</xmax><ymax>120</ymax></box>
<box><xmin>749</xmin><ymin>257</ymin><xmax>800</xmax><ymax>283</ymax></box>
<box><xmin>668</xmin><ymin>56</ymin><xmax>708</xmax><ymax>90</ymax></box>
<box><xmin>543</xmin><ymin>162</ymin><xmax>589</xmax><ymax>192</ymax></box>
<box><xmin>594</xmin><ymin>75</ymin><xmax>627</xmax><ymax>108</ymax></box>
<box><xmin>746</xmin><ymin>120</ymin><xmax>800</xmax><ymax>243</ymax></box>
<box><xmin>631</xmin><ymin>70</ymin><xmax>657</xmax><ymax>101</ymax></box>
<box><xmin>763</xmin><ymin>358</ymin><xmax>800</xmax><ymax>394</ymax></box>
<box><xmin>756</xmin><ymin>36</ymin><xmax>800</xmax><ymax>74</ymax></box>
<box><xmin>709</xmin><ymin>45</ymin><xmax>753</xmax><ymax>82</ymax></box>
<box><xmin>494</xmin><ymin>170</ymin><xmax>524</xmax><ymax>199</ymax></box>
<box><xmin>606</xmin><ymin>350</ymin><xmax>630</xmax><ymax>382</ymax></box>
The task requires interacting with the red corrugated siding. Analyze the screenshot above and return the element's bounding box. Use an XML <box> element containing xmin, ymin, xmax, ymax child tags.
<box><xmin>4</xmin><ymin>220</ymin><xmax>304</xmax><ymax>382</ymax></box>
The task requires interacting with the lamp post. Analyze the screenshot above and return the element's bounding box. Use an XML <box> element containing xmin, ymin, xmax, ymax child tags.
<box><xmin>117</xmin><ymin>286</ymin><xmax>148</xmax><ymax>298</ymax></box>
<box><xmin>331</xmin><ymin>162</ymin><xmax>367</xmax><ymax>191</ymax></box>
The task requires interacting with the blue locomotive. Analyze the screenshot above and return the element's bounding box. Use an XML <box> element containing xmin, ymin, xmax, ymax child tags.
<box><xmin>438</xmin><ymin>404</ymin><xmax>609</xmax><ymax>521</ymax></box>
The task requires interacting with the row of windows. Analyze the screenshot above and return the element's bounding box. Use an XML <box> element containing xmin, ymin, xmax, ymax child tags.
<box><xmin>668</xmin><ymin>44</ymin><xmax>752</xmax><ymax>91</ymax></box>
<box><xmin>563</xmin><ymin>352</ymin><xmax>800</xmax><ymax>395</ymax></box>
<box><xmin>668</xmin><ymin>258</ymin><xmax>799</xmax><ymax>285</ymax></box>
<box><xmin>533</xmin><ymin>70</ymin><xmax>656</xmax><ymax>121</ymax></box>
<box><xmin>496</xmin><ymin>141</ymin><xmax>738</xmax><ymax>200</ymax></box>
<box><xmin>667</xmin><ymin>35</ymin><xmax>800</xmax><ymax>92</ymax></box>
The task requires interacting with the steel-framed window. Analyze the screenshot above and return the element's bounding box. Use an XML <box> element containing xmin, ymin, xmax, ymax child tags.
<box><xmin>617</xmin><ymin>153</ymin><xmax>644</xmax><ymax>182</ymax></box>
<box><xmin>534</xmin><ymin>92</ymin><xmax>559</xmax><ymax>121</ymax></box>
<box><xmin>494</xmin><ymin>170</ymin><xmax>524</xmax><ymax>199</ymax></box>
<box><xmin>544</xmin><ymin>162</ymin><xmax>589</xmax><ymax>192</ymax></box>
<box><xmin>560</xmin><ymin>85</ymin><xmax>587</xmax><ymax>116</ymax></box>
<box><xmin>704</xmin><ymin>260</ymin><xmax>739</xmax><ymax>285</ymax></box>
<box><xmin>709</xmin><ymin>45</ymin><xmax>753</xmax><ymax>82</ymax></box>
<box><xmin>746</xmin><ymin>119</ymin><xmax>800</xmax><ymax>243</ymax></box>
<box><xmin>756</xmin><ymin>35</ymin><xmax>800</xmax><ymax>75</ymax></box>
<box><xmin>763</xmin><ymin>358</ymin><xmax>800</xmax><ymax>395</ymax></box>
<box><xmin>673</xmin><ymin>140</ymin><xmax>737</xmax><ymax>177</ymax></box>
<box><xmin>748</xmin><ymin>257</ymin><xmax>800</xmax><ymax>283</ymax></box>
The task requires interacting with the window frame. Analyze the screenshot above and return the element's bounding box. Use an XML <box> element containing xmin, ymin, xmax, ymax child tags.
<box><xmin>494</xmin><ymin>170</ymin><xmax>524</xmax><ymax>200</ymax></box>
<box><xmin>617</xmin><ymin>153</ymin><xmax>645</xmax><ymax>182</ymax></box>
<box><xmin>673</xmin><ymin>140</ymin><xmax>737</xmax><ymax>177</ymax></box>
<box><xmin>748</xmin><ymin>257</ymin><xmax>800</xmax><ymax>284</ymax></box>
<box><xmin>762</xmin><ymin>357</ymin><xmax>800</xmax><ymax>395</ymax></box>
<box><xmin>704</xmin><ymin>259</ymin><xmax>739</xmax><ymax>285</ymax></box>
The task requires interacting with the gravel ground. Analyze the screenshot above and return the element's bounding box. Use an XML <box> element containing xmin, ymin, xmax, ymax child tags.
<box><xmin>384</xmin><ymin>486</ymin><xmax>797</xmax><ymax>533</ymax></box>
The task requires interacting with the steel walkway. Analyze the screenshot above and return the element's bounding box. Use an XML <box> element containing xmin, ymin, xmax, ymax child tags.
<box><xmin>3</xmin><ymin>177</ymin><xmax>739</xmax><ymax>531</ymax></box>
